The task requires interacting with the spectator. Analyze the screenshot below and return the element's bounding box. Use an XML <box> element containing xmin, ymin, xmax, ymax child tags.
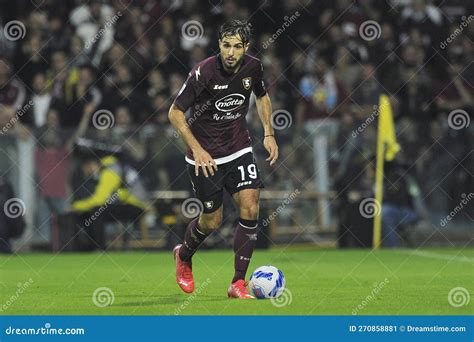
<box><xmin>397</xmin><ymin>67</ymin><xmax>434</xmax><ymax>122</ymax></box>
<box><xmin>15</xmin><ymin>34</ymin><xmax>49</xmax><ymax>86</ymax></box>
<box><xmin>352</xmin><ymin>62</ymin><xmax>380</xmax><ymax>111</ymax></box>
<box><xmin>0</xmin><ymin>176</ymin><xmax>25</xmax><ymax>253</ymax></box>
<box><xmin>147</xmin><ymin>68</ymin><xmax>168</xmax><ymax>99</ymax></box>
<box><xmin>151</xmin><ymin>94</ymin><xmax>171</xmax><ymax>126</ymax></box>
<box><xmin>0</xmin><ymin>58</ymin><xmax>26</xmax><ymax>111</ymax></box>
<box><xmin>71</xmin><ymin>153</ymin><xmax>147</xmax><ymax>251</ymax></box>
<box><xmin>69</xmin><ymin>0</ymin><xmax>117</xmax><ymax>66</ymax></box>
<box><xmin>34</xmin><ymin>103</ymin><xmax>94</xmax><ymax>244</ymax></box>
<box><xmin>381</xmin><ymin>162</ymin><xmax>422</xmax><ymax>248</ymax></box>
<box><xmin>435</xmin><ymin>60</ymin><xmax>473</xmax><ymax>114</ymax></box>
<box><xmin>151</xmin><ymin>37</ymin><xmax>182</xmax><ymax>76</ymax></box>
<box><xmin>24</xmin><ymin>73</ymin><xmax>53</xmax><ymax>128</ymax></box>
<box><xmin>47</xmin><ymin>15</ymin><xmax>70</xmax><ymax>52</ymax></box>
<box><xmin>48</xmin><ymin>50</ymin><xmax>73</xmax><ymax>101</ymax></box>
<box><xmin>334</xmin><ymin>46</ymin><xmax>360</xmax><ymax>92</ymax></box>
<box><xmin>61</xmin><ymin>64</ymin><xmax>102</xmax><ymax>127</ymax></box>
<box><xmin>111</xmin><ymin>106</ymin><xmax>146</xmax><ymax>163</ymax></box>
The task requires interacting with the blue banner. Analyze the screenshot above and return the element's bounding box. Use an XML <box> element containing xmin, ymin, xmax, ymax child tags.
<box><xmin>0</xmin><ymin>316</ymin><xmax>472</xmax><ymax>341</ymax></box>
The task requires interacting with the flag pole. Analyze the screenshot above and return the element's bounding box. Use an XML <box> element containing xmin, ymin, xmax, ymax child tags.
<box><xmin>373</xmin><ymin>119</ymin><xmax>385</xmax><ymax>250</ymax></box>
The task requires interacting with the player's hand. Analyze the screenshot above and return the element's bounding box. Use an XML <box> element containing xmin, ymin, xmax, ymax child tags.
<box><xmin>192</xmin><ymin>147</ymin><xmax>217</xmax><ymax>177</ymax></box>
<box><xmin>264</xmin><ymin>135</ymin><xmax>279</xmax><ymax>166</ymax></box>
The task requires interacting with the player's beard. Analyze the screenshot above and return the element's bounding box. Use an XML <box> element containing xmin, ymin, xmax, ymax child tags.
<box><xmin>222</xmin><ymin>56</ymin><xmax>242</xmax><ymax>73</ymax></box>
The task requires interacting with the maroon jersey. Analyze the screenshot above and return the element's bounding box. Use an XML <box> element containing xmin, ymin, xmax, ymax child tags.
<box><xmin>173</xmin><ymin>54</ymin><xmax>266</xmax><ymax>164</ymax></box>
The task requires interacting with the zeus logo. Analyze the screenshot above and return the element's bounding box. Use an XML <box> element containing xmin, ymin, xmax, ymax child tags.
<box><xmin>254</xmin><ymin>271</ymin><xmax>273</xmax><ymax>280</ymax></box>
<box><xmin>213</xmin><ymin>84</ymin><xmax>228</xmax><ymax>89</ymax></box>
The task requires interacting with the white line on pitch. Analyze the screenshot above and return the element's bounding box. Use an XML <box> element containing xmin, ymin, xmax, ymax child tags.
<box><xmin>399</xmin><ymin>250</ymin><xmax>474</xmax><ymax>264</ymax></box>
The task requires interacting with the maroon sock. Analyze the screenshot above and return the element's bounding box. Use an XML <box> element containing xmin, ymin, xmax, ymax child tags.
<box><xmin>179</xmin><ymin>218</ymin><xmax>208</xmax><ymax>262</ymax></box>
<box><xmin>232</xmin><ymin>218</ymin><xmax>258</xmax><ymax>283</ymax></box>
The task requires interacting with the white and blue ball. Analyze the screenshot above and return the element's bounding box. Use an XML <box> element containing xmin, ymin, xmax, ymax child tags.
<box><xmin>248</xmin><ymin>265</ymin><xmax>285</xmax><ymax>299</ymax></box>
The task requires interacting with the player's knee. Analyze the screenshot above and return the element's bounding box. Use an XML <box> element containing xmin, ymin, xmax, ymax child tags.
<box><xmin>199</xmin><ymin>212</ymin><xmax>222</xmax><ymax>233</ymax></box>
<box><xmin>239</xmin><ymin>202</ymin><xmax>259</xmax><ymax>220</ymax></box>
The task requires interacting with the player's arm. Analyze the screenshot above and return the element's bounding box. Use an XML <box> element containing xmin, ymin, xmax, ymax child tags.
<box><xmin>168</xmin><ymin>104</ymin><xmax>217</xmax><ymax>178</ymax></box>
<box><xmin>169</xmin><ymin>67</ymin><xmax>218</xmax><ymax>178</ymax></box>
<box><xmin>253</xmin><ymin>61</ymin><xmax>278</xmax><ymax>166</ymax></box>
<box><xmin>255</xmin><ymin>93</ymin><xmax>278</xmax><ymax>166</ymax></box>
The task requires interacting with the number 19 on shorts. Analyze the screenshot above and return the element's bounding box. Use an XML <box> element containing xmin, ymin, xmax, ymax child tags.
<box><xmin>238</xmin><ymin>164</ymin><xmax>257</xmax><ymax>180</ymax></box>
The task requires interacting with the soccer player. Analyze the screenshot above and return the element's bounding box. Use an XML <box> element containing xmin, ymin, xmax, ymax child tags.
<box><xmin>168</xmin><ymin>20</ymin><xmax>278</xmax><ymax>299</ymax></box>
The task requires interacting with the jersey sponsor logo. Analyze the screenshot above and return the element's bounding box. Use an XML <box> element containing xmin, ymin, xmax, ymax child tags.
<box><xmin>213</xmin><ymin>84</ymin><xmax>228</xmax><ymax>90</ymax></box>
<box><xmin>242</xmin><ymin>77</ymin><xmax>252</xmax><ymax>90</ymax></box>
<box><xmin>215</xmin><ymin>93</ymin><xmax>245</xmax><ymax>112</ymax></box>
<box><xmin>212</xmin><ymin>112</ymin><xmax>242</xmax><ymax>121</ymax></box>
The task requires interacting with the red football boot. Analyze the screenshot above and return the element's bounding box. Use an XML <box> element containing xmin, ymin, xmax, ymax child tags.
<box><xmin>173</xmin><ymin>244</ymin><xmax>194</xmax><ymax>293</ymax></box>
<box><xmin>227</xmin><ymin>279</ymin><xmax>255</xmax><ymax>299</ymax></box>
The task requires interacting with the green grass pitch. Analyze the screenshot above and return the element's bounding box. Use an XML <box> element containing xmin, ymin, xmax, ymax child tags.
<box><xmin>0</xmin><ymin>247</ymin><xmax>472</xmax><ymax>315</ymax></box>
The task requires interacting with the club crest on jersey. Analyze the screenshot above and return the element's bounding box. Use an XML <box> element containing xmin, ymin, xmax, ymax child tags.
<box><xmin>242</xmin><ymin>77</ymin><xmax>252</xmax><ymax>90</ymax></box>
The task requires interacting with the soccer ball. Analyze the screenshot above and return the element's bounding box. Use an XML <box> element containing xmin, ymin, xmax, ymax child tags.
<box><xmin>248</xmin><ymin>265</ymin><xmax>285</xmax><ymax>299</ymax></box>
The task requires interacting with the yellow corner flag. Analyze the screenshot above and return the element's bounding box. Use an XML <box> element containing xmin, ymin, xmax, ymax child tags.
<box><xmin>378</xmin><ymin>94</ymin><xmax>400</xmax><ymax>161</ymax></box>
<box><xmin>373</xmin><ymin>94</ymin><xmax>400</xmax><ymax>249</ymax></box>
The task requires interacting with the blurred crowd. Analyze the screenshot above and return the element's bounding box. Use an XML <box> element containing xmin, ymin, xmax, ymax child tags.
<box><xmin>0</xmin><ymin>0</ymin><xmax>472</xmax><ymax>245</ymax></box>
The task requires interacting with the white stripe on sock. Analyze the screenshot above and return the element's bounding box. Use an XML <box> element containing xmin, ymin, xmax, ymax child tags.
<box><xmin>239</xmin><ymin>222</ymin><xmax>258</xmax><ymax>229</ymax></box>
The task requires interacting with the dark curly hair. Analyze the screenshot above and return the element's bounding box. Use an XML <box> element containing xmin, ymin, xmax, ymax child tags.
<box><xmin>218</xmin><ymin>19</ymin><xmax>252</xmax><ymax>44</ymax></box>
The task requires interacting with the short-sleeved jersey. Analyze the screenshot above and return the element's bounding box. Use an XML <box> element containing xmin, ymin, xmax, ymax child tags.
<box><xmin>173</xmin><ymin>54</ymin><xmax>266</xmax><ymax>165</ymax></box>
